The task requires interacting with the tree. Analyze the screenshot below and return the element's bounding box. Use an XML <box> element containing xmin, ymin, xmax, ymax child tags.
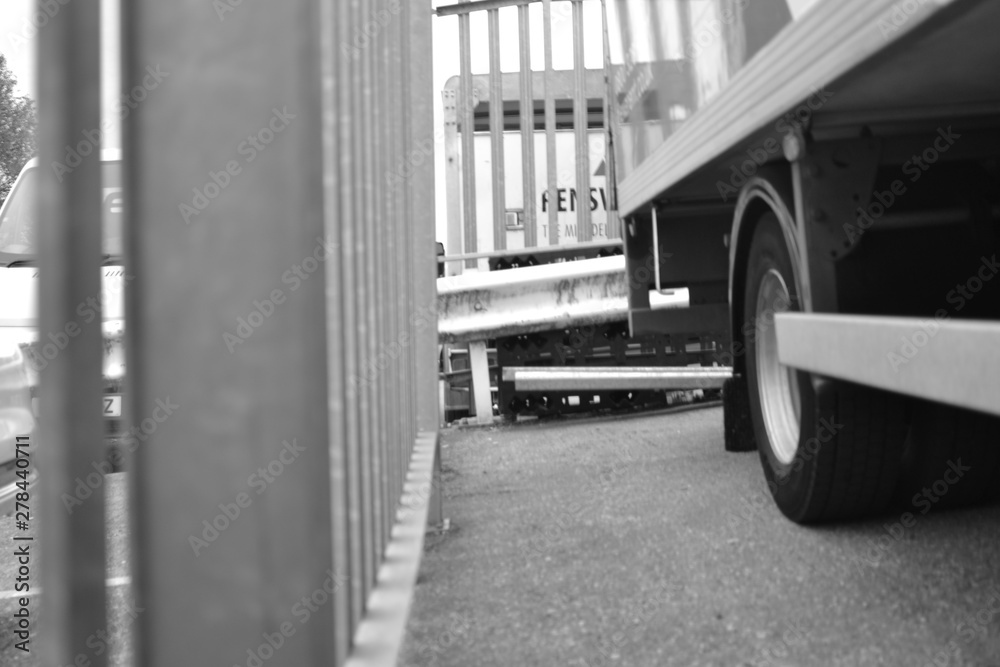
<box><xmin>0</xmin><ymin>54</ymin><xmax>37</xmax><ymax>206</ymax></box>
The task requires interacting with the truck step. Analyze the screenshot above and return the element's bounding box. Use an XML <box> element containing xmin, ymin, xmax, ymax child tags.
<box><xmin>502</xmin><ymin>366</ymin><xmax>733</xmax><ymax>391</ymax></box>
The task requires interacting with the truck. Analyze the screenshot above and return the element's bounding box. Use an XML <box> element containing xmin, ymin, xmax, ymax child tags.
<box><xmin>606</xmin><ymin>0</ymin><xmax>1000</xmax><ymax>522</ymax></box>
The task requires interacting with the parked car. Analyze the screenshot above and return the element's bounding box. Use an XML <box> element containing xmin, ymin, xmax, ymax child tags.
<box><xmin>0</xmin><ymin>152</ymin><xmax>127</xmax><ymax>476</ymax></box>
<box><xmin>0</xmin><ymin>342</ymin><xmax>35</xmax><ymax>516</ymax></box>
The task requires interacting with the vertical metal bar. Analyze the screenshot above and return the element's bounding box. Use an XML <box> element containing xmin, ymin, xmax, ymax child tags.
<box><xmin>443</xmin><ymin>83</ymin><xmax>462</xmax><ymax>276</ymax></box>
<box><xmin>652</xmin><ymin>207</ymin><xmax>661</xmax><ymax>291</ymax></box>
<box><xmin>676</xmin><ymin>0</ymin><xmax>697</xmax><ymax>113</ymax></box>
<box><xmin>361</xmin><ymin>0</ymin><xmax>379</xmax><ymax>599</ymax></box>
<box><xmin>370</xmin><ymin>0</ymin><xmax>387</xmax><ymax>572</ymax></box>
<box><xmin>543</xmin><ymin>0</ymin><xmax>560</xmax><ymax>247</ymax></box>
<box><xmin>36</xmin><ymin>1</ymin><xmax>106</xmax><ymax>665</ymax></box>
<box><xmin>395</xmin><ymin>0</ymin><xmax>408</xmax><ymax>499</ymax></box>
<box><xmin>123</xmin><ymin>1</ymin><xmax>335</xmax><ymax>664</ymax></box>
<box><xmin>387</xmin><ymin>0</ymin><xmax>398</xmax><ymax>537</ymax></box>
<box><xmin>410</xmin><ymin>0</ymin><xmax>439</xmax><ymax>436</ymax></box>
<box><xmin>488</xmin><ymin>9</ymin><xmax>507</xmax><ymax>252</ymax></box>
<box><xmin>377</xmin><ymin>0</ymin><xmax>391</xmax><ymax>554</ymax></box>
<box><xmin>387</xmin><ymin>0</ymin><xmax>401</xmax><ymax>549</ymax></box>
<box><xmin>386</xmin><ymin>0</ymin><xmax>401</xmax><ymax>551</ymax></box>
<box><xmin>390</xmin><ymin>0</ymin><xmax>408</xmax><ymax>500</ymax></box>
<box><xmin>383</xmin><ymin>0</ymin><xmax>394</xmax><ymax>552</ymax></box>
<box><xmin>573</xmin><ymin>0</ymin><xmax>592</xmax><ymax>242</ymax></box>
<box><xmin>324</xmin><ymin>0</ymin><xmax>351</xmax><ymax>659</ymax></box>
<box><xmin>613</xmin><ymin>0</ymin><xmax>648</xmax><ymax>170</ymax></box>
<box><xmin>647</xmin><ymin>0</ymin><xmax>671</xmax><ymax>119</ymax></box>
<box><xmin>342</xmin><ymin>0</ymin><xmax>365</xmax><ymax>637</ymax></box>
<box><xmin>459</xmin><ymin>9</ymin><xmax>478</xmax><ymax>268</ymax></box>
<box><xmin>601</xmin><ymin>0</ymin><xmax>621</xmax><ymax>238</ymax></box>
<box><xmin>518</xmin><ymin>4</ymin><xmax>538</xmax><ymax>247</ymax></box>
<box><xmin>395</xmin><ymin>0</ymin><xmax>409</xmax><ymax>523</ymax></box>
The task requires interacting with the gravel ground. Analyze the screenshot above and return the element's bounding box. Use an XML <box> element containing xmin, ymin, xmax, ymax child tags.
<box><xmin>400</xmin><ymin>405</ymin><xmax>1000</xmax><ymax>667</ymax></box>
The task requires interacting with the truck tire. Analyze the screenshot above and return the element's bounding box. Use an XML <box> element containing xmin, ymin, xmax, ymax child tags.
<box><xmin>898</xmin><ymin>402</ymin><xmax>1000</xmax><ymax>510</ymax></box>
<box><xmin>743</xmin><ymin>214</ymin><xmax>906</xmax><ymax>522</ymax></box>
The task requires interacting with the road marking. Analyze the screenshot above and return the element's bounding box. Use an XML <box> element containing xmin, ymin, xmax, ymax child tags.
<box><xmin>0</xmin><ymin>575</ymin><xmax>131</xmax><ymax>600</ymax></box>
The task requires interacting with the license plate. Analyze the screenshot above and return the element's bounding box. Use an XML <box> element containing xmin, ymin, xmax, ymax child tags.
<box><xmin>103</xmin><ymin>395</ymin><xmax>122</xmax><ymax>417</ymax></box>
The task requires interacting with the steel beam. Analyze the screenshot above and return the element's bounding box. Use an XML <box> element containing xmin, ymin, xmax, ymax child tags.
<box><xmin>438</xmin><ymin>254</ymin><xmax>691</xmax><ymax>343</ymax></box>
<box><xmin>776</xmin><ymin>313</ymin><xmax>1000</xmax><ymax>417</ymax></box>
<box><xmin>507</xmin><ymin>366</ymin><xmax>732</xmax><ymax>391</ymax></box>
<box><xmin>437</xmin><ymin>255</ymin><xmax>629</xmax><ymax>343</ymax></box>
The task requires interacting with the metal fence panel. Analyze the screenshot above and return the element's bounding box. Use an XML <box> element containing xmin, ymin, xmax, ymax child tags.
<box><xmin>34</xmin><ymin>0</ymin><xmax>439</xmax><ymax>665</ymax></box>
<box><xmin>439</xmin><ymin>0</ymin><xmax>610</xmax><ymax>272</ymax></box>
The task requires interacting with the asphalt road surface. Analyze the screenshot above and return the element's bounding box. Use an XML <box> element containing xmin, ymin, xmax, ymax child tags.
<box><xmin>400</xmin><ymin>405</ymin><xmax>1000</xmax><ymax>667</ymax></box>
<box><xmin>0</xmin><ymin>473</ymin><xmax>135</xmax><ymax>667</ymax></box>
<box><xmin>1</xmin><ymin>407</ymin><xmax>997</xmax><ymax>666</ymax></box>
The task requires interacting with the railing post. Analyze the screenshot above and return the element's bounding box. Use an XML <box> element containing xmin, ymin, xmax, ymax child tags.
<box><xmin>37</xmin><ymin>0</ymin><xmax>107</xmax><ymax>664</ymax></box>
<box><xmin>122</xmin><ymin>0</ymin><xmax>335</xmax><ymax>664</ymax></box>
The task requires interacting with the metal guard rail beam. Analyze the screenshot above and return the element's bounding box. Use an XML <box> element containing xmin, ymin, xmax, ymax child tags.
<box><xmin>437</xmin><ymin>255</ymin><xmax>689</xmax><ymax>343</ymax></box>
<box><xmin>437</xmin><ymin>255</ymin><xmax>632</xmax><ymax>343</ymax></box>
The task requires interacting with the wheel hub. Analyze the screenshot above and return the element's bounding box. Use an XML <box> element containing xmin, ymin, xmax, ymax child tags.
<box><xmin>755</xmin><ymin>269</ymin><xmax>801</xmax><ymax>465</ymax></box>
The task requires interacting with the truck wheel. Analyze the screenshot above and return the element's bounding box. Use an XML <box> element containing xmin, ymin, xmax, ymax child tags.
<box><xmin>898</xmin><ymin>402</ymin><xmax>1000</xmax><ymax>510</ymax></box>
<box><xmin>743</xmin><ymin>214</ymin><xmax>905</xmax><ymax>522</ymax></box>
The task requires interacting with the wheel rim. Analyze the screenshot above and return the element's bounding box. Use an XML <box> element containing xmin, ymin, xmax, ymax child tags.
<box><xmin>755</xmin><ymin>269</ymin><xmax>801</xmax><ymax>465</ymax></box>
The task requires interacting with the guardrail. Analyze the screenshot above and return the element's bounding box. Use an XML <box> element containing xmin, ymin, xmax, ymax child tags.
<box><xmin>37</xmin><ymin>2</ymin><xmax>438</xmax><ymax>667</ymax></box>
<box><xmin>438</xmin><ymin>255</ymin><xmax>632</xmax><ymax>343</ymax></box>
<box><xmin>437</xmin><ymin>255</ymin><xmax>695</xmax><ymax>422</ymax></box>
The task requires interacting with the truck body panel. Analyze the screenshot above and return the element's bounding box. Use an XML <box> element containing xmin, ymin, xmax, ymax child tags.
<box><xmin>608</xmin><ymin>0</ymin><xmax>1000</xmax><ymax>214</ymax></box>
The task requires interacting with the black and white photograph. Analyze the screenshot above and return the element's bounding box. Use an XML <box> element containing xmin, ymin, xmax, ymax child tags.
<box><xmin>0</xmin><ymin>0</ymin><xmax>998</xmax><ymax>665</ymax></box>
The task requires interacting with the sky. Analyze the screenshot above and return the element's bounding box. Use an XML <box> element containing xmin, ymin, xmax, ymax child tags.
<box><xmin>0</xmin><ymin>1</ymin><xmax>37</xmax><ymax>98</ymax></box>
<box><xmin>1</xmin><ymin>0</ymin><xmax>122</xmax><ymax>148</ymax></box>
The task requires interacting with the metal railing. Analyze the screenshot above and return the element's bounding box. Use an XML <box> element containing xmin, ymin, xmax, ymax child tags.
<box><xmin>36</xmin><ymin>1</ymin><xmax>437</xmax><ymax>666</ymax></box>
<box><xmin>437</xmin><ymin>255</ymin><xmax>631</xmax><ymax>343</ymax></box>
<box><xmin>437</xmin><ymin>0</ymin><xmax>620</xmax><ymax>274</ymax></box>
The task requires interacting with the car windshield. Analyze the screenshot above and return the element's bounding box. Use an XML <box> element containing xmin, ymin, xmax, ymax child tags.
<box><xmin>0</xmin><ymin>161</ymin><xmax>124</xmax><ymax>259</ymax></box>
